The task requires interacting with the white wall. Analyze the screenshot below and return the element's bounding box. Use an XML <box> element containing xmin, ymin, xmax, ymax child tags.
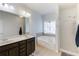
<box><xmin>42</xmin><ymin>13</ymin><xmax>57</xmax><ymax>21</ymax></box>
<box><xmin>30</xmin><ymin>11</ymin><xmax>43</xmax><ymax>34</ymax></box>
<box><xmin>59</xmin><ymin>6</ymin><xmax>79</xmax><ymax>55</ymax></box>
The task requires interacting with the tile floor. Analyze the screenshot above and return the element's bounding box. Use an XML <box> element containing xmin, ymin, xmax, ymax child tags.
<box><xmin>33</xmin><ymin>44</ymin><xmax>61</xmax><ymax>56</ymax></box>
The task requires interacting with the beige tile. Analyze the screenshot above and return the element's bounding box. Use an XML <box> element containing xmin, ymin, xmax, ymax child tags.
<box><xmin>33</xmin><ymin>44</ymin><xmax>61</xmax><ymax>56</ymax></box>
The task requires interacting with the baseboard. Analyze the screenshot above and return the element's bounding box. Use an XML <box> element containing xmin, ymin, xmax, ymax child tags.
<box><xmin>60</xmin><ymin>48</ymin><xmax>79</xmax><ymax>56</ymax></box>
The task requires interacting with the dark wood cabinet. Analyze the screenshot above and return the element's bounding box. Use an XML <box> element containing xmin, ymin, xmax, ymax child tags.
<box><xmin>19</xmin><ymin>40</ymin><xmax>26</xmax><ymax>56</ymax></box>
<box><xmin>8</xmin><ymin>42</ymin><xmax>19</xmax><ymax>56</ymax></box>
<box><xmin>26</xmin><ymin>39</ymin><xmax>32</xmax><ymax>55</ymax></box>
<box><xmin>0</xmin><ymin>42</ymin><xmax>19</xmax><ymax>56</ymax></box>
<box><xmin>0</xmin><ymin>37</ymin><xmax>35</xmax><ymax>56</ymax></box>
<box><xmin>0</xmin><ymin>51</ymin><xmax>8</xmax><ymax>56</ymax></box>
<box><xmin>31</xmin><ymin>38</ymin><xmax>35</xmax><ymax>53</ymax></box>
<box><xmin>26</xmin><ymin>37</ymin><xmax>35</xmax><ymax>55</ymax></box>
<box><xmin>0</xmin><ymin>44</ymin><xmax>9</xmax><ymax>56</ymax></box>
<box><xmin>9</xmin><ymin>47</ymin><xmax>19</xmax><ymax>56</ymax></box>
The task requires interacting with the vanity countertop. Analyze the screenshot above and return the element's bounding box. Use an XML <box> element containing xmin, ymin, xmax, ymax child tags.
<box><xmin>0</xmin><ymin>34</ymin><xmax>35</xmax><ymax>46</ymax></box>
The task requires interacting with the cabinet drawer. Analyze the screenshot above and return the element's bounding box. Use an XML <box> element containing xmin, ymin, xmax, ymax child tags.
<box><xmin>20</xmin><ymin>52</ymin><xmax>26</xmax><ymax>56</ymax></box>
<box><xmin>20</xmin><ymin>48</ymin><xmax>26</xmax><ymax>53</ymax></box>
<box><xmin>0</xmin><ymin>51</ymin><xmax>8</xmax><ymax>56</ymax></box>
<box><xmin>26</xmin><ymin>39</ymin><xmax>32</xmax><ymax>42</ymax></box>
<box><xmin>19</xmin><ymin>40</ymin><xmax>26</xmax><ymax>45</ymax></box>
<box><xmin>20</xmin><ymin>45</ymin><xmax>26</xmax><ymax>49</ymax></box>
<box><xmin>9</xmin><ymin>47</ymin><xmax>19</xmax><ymax>56</ymax></box>
<box><xmin>8</xmin><ymin>43</ymin><xmax>18</xmax><ymax>48</ymax></box>
<box><xmin>27</xmin><ymin>38</ymin><xmax>35</xmax><ymax>43</ymax></box>
<box><xmin>0</xmin><ymin>42</ymin><xmax>18</xmax><ymax>52</ymax></box>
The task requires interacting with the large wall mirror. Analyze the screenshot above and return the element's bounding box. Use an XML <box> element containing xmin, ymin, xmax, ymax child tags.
<box><xmin>0</xmin><ymin>10</ymin><xmax>31</xmax><ymax>40</ymax></box>
<box><xmin>24</xmin><ymin>17</ymin><xmax>30</xmax><ymax>34</ymax></box>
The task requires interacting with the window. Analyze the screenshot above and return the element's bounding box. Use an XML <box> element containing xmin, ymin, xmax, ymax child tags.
<box><xmin>44</xmin><ymin>21</ymin><xmax>56</xmax><ymax>34</ymax></box>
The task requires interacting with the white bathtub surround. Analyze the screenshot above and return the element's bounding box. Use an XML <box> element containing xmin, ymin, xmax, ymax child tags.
<box><xmin>37</xmin><ymin>36</ymin><xmax>57</xmax><ymax>51</ymax></box>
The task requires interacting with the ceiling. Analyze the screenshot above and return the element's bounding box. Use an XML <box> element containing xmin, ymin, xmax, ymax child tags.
<box><xmin>24</xmin><ymin>3</ymin><xmax>76</xmax><ymax>15</ymax></box>
<box><xmin>25</xmin><ymin>3</ymin><xmax>58</xmax><ymax>15</ymax></box>
<box><xmin>59</xmin><ymin>3</ymin><xmax>76</xmax><ymax>9</ymax></box>
<box><xmin>9</xmin><ymin>3</ymin><xmax>76</xmax><ymax>15</ymax></box>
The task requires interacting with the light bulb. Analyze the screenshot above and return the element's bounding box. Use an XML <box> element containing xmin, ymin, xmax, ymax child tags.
<box><xmin>9</xmin><ymin>5</ymin><xmax>15</xmax><ymax>10</ymax></box>
<box><xmin>20</xmin><ymin>16</ymin><xmax>24</xmax><ymax>18</ymax></box>
<box><xmin>4</xmin><ymin>3</ymin><xmax>8</xmax><ymax>8</ymax></box>
<box><xmin>0</xmin><ymin>3</ymin><xmax>3</xmax><ymax>7</ymax></box>
<box><xmin>25</xmin><ymin>12</ymin><xmax>31</xmax><ymax>17</ymax></box>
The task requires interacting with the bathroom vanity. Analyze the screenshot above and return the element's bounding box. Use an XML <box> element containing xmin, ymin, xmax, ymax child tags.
<box><xmin>0</xmin><ymin>35</ymin><xmax>35</xmax><ymax>56</ymax></box>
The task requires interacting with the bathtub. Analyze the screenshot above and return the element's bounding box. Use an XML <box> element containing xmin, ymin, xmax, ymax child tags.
<box><xmin>37</xmin><ymin>36</ymin><xmax>56</xmax><ymax>50</ymax></box>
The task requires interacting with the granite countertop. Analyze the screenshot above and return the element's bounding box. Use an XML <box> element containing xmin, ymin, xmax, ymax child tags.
<box><xmin>0</xmin><ymin>34</ymin><xmax>35</xmax><ymax>46</ymax></box>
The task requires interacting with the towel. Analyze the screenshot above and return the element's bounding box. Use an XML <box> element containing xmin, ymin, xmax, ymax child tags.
<box><xmin>75</xmin><ymin>25</ymin><xmax>79</xmax><ymax>47</ymax></box>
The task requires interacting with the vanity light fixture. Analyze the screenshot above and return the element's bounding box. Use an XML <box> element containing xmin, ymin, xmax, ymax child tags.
<box><xmin>20</xmin><ymin>16</ymin><xmax>24</xmax><ymax>18</ymax></box>
<box><xmin>21</xmin><ymin>10</ymin><xmax>31</xmax><ymax>17</ymax></box>
<box><xmin>9</xmin><ymin>5</ymin><xmax>15</xmax><ymax>10</ymax></box>
<box><xmin>4</xmin><ymin>3</ymin><xmax>8</xmax><ymax>8</ymax></box>
<box><xmin>0</xmin><ymin>3</ymin><xmax>3</xmax><ymax>7</ymax></box>
<box><xmin>0</xmin><ymin>3</ymin><xmax>15</xmax><ymax>10</ymax></box>
<box><xmin>25</xmin><ymin>12</ymin><xmax>31</xmax><ymax>17</ymax></box>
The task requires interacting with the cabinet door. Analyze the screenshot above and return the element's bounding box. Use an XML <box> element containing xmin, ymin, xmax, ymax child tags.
<box><xmin>9</xmin><ymin>47</ymin><xmax>19</xmax><ymax>56</ymax></box>
<box><xmin>26</xmin><ymin>38</ymin><xmax>35</xmax><ymax>56</ymax></box>
<box><xmin>19</xmin><ymin>46</ymin><xmax>26</xmax><ymax>56</ymax></box>
<box><xmin>19</xmin><ymin>40</ymin><xmax>26</xmax><ymax>56</ymax></box>
<box><xmin>26</xmin><ymin>39</ymin><xmax>32</xmax><ymax>55</ymax></box>
<box><xmin>31</xmin><ymin>38</ymin><xmax>35</xmax><ymax>53</ymax></box>
<box><xmin>0</xmin><ymin>51</ymin><xmax>8</xmax><ymax>56</ymax></box>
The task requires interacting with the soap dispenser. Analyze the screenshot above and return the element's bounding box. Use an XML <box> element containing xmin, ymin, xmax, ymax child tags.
<box><xmin>19</xmin><ymin>27</ymin><xmax>22</xmax><ymax>35</ymax></box>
